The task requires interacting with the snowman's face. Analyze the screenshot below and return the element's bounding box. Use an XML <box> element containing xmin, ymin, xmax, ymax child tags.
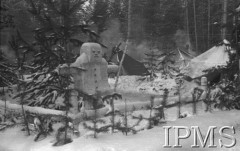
<box><xmin>79</xmin><ymin>43</ymin><xmax>103</xmax><ymax>63</ymax></box>
<box><xmin>90</xmin><ymin>46</ymin><xmax>102</xmax><ymax>62</ymax></box>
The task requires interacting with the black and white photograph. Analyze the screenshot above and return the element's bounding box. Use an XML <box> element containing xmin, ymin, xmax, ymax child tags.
<box><xmin>0</xmin><ymin>0</ymin><xmax>240</xmax><ymax>150</ymax></box>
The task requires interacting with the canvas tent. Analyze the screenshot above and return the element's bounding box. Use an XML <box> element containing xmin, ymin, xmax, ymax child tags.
<box><xmin>117</xmin><ymin>51</ymin><xmax>150</xmax><ymax>76</ymax></box>
<box><xmin>187</xmin><ymin>43</ymin><xmax>230</xmax><ymax>79</ymax></box>
<box><xmin>165</xmin><ymin>49</ymin><xmax>195</xmax><ymax>77</ymax></box>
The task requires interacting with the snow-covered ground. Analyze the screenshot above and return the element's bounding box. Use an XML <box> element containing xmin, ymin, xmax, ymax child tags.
<box><xmin>108</xmin><ymin>73</ymin><xmax>178</xmax><ymax>96</ymax></box>
<box><xmin>1</xmin><ymin>108</ymin><xmax>240</xmax><ymax>151</ymax></box>
<box><xmin>109</xmin><ymin>74</ymin><xmax>199</xmax><ymax>99</ymax></box>
<box><xmin>0</xmin><ymin>74</ymin><xmax>226</xmax><ymax>151</ymax></box>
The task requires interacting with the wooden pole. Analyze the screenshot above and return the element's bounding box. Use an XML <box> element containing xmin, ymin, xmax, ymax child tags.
<box><xmin>94</xmin><ymin>103</ymin><xmax>97</xmax><ymax>138</ymax></box>
<box><xmin>124</xmin><ymin>99</ymin><xmax>128</xmax><ymax>136</ymax></box>
<box><xmin>111</xmin><ymin>97</ymin><xmax>115</xmax><ymax>134</ymax></box>
<box><xmin>149</xmin><ymin>96</ymin><xmax>154</xmax><ymax>129</ymax></box>
<box><xmin>201</xmin><ymin>77</ymin><xmax>208</xmax><ymax>111</ymax></box>
<box><xmin>178</xmin><ymin>85</ymin><xmax>181</xmax><ymax>118</ymax></box>
<box><xmin>114</xmin><ymin>0</ymin><xmax>131</xmax><ymax>92</ymax></box>
<box><xmin>192</xmin><ymin>88</ymin><xmax>197</xmax><ymax>115</ymax></box>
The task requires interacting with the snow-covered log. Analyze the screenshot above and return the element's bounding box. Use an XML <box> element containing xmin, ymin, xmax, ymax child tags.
<box><xmin>0</xmin><ymin>94</ymin><xmax>198</xmax><ymax>121</ymax></box>
<box><xmin>0</xmin><ymin>100</ymin><xmax>67</xmax><ymax>117</ymax></box>
<box><xmin>0</xmin><ymin>100</ymin><xmax>109</xmax><ymax>120</ymax></box>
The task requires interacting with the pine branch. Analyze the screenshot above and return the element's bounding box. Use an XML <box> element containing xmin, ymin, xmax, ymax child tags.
<box><xmin>114</xmin><ymin>115</ymin><xmax>143</xmax><ymax>135</ymax></box>
<box><xmin>68</xmin><ymin>0</ymin><xmax>86</xmax><ymax>15</ymax></box>
<box><xmin>96</xmin><ymin>124</ymin><xmax>111</xmax><ymax>133</ymax></box>
<box><xmin>83</xmin><ymin>121</ymin><xmax>110</xmax><ymax>134</ymax></box>
<box><xmin>27</xmin><ymin>0</ymin><xmax>48</xmax><ymax>26</ymax></box>
<box><xmin>43</xmin><ymin>0</ymin><xmax>61</xmax><ymax>15</ymax></box>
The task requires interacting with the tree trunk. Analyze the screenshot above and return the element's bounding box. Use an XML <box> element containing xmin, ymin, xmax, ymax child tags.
<box><xmin>64</xmin><ymin>90</ymin><xmax>70</xmax><ymax>142</ymax></box>
<box><xmin>20</xmin><ymin>84</ymin><xmax>30</xmax><ymax>135</ymax></box>
<box><xmin>64</xmin><ymin>109</ymin><xmax>68</xmax><ymax>142</ymax></box>
<box><xmin>193</xmin><ymin>0</ymin><xmax>198</xmax><ymax>53</ymax></box>
<box><xmin>185</xmin><ymin>0</ymin><xmax>191</xmax><ymax>51</ymax></box>
<box><xmin>21</xmin><ymin>102</ymin><xmax>30</xmax><ymax>135</ymax></box>
<box><xmin>221</xmin><ymin>0</ymin><xmax>228</xmax><ymax>40</ymax></box>
<box><xmin>207</xmin><ymin>0</ymin><xmax>211</xmax><ymax>48</ymax></box>
<box><xmin>4</xmin><ymin>97</ymin><xmax>6</xmax><ymax>122</ymax></box>
<box><xmin>3</xmin><ymin>88</ymin><xmax>6</xmax><ymax>122</ymax></box>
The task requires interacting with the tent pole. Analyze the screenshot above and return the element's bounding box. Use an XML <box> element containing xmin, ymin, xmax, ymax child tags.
<box><xmin>114</xmin><ymin>0</ymin><xmax>131</xmax><ymax>92</ymax></box>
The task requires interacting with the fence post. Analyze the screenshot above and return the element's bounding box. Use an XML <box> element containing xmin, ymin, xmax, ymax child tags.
<box><xmin>192</xmin><ymin>88</ymin><xmax>197</xmax><ymax>115</ymax></box>
<box><xmin>201</xmin><ymin>77</ymin><xmax>208</xmax><ymax>111</ymax></box>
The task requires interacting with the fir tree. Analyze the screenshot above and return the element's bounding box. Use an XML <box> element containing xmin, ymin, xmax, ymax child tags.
<box><xmin>1</xmin><ymin>40</ymin><xmax>28</xmax><ymax>133</ymax></box>
<box><xmin>146</xmin><ymin>96</ymin><xmax>155</xmax><ymax>129</ymax></box>
<box><xmin>114</xmin><ymin>99</ymin><xmax>142</xmax><ymax>135</ymax></box>
<box><xmin>0</xmin><ymin>4</ymin><xmax>18</xmax><ymax>88</ymax></box>
<box><xmin>0</xmin><ymin>113</ymin><xmax>21</xmax><ymax>132</ymax></box>
<box><xmin>175</xmin><ymin>74</ymin><xmax>184</xmax><ymax>118</ymax></box>
<box><xmin>63</xmin><ymin>89</ymin><xmax>72</xmax><ymax>144</ymax></box>
<box><xmin>143</xmin><ymin>49</ymin><xmax>163</xmax><ymax>80</ymax></box>
<box><xmin>91</xmin><ymin>0</ymin><xmax>110</xmax><ymax>34</ymax></box>
<box><xmin>0</xmin><ymin>51</ymin><xmax>18</xmax><ymax>87</ymax></box>
<box><xmin>0</xmin><ymin>3</ymin><xmax>15</xmax><ymax>29</ymax></box>
<box><xmin>159</xmin><ymin>51</ymin><xmax>176</xmax><ymax>77</ymax></box>
<box><xmin>7</xmin><ymin>31</ymin><xmax>31</xmax><ymax>135</ymax></box>
<box><xmin>82</xmin><ymin>115</ymin><xmax>109</xmax><ymax>138</ymax></box>
<box><xmin>132</xmin><ymin>96</ymin><xmax>158</xmax><ymax>129</ymax></box>
<box><xmin>131</xmin><ymin>96</ymin><xmax>160</xmax><ymax>130</ymax></box>
<box><xmin>153</xmin><ymin>88</ymin><xmax>169</xmax><ymax>121</ymax></box>
<box><xmin>102</xmin><ymin>92</ymin><xmax>122</xmax><ymax>133</ymax></box>
<box><xmin>52</xmin><ymin>89</ymin><xmax>74</xmax><ymax>146</ymax></box>
<box><xmin>83</xmin><ymin>92</ymin><xmax>112</xmax><ymax>138</ymax></box>
<box><xmin>19</xmin><ymin>85</ymin><xmax>30</xmax><ymax>136</ymax></box>
<box><xmin>13</xmin><ymin>0</ymin><xmax>100</xmax><ymax>108</ymax></box>
<box><xmin>202</xmin><ymin>42</ymin><xmax>240</xmax><ymax>110</ymax></box>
